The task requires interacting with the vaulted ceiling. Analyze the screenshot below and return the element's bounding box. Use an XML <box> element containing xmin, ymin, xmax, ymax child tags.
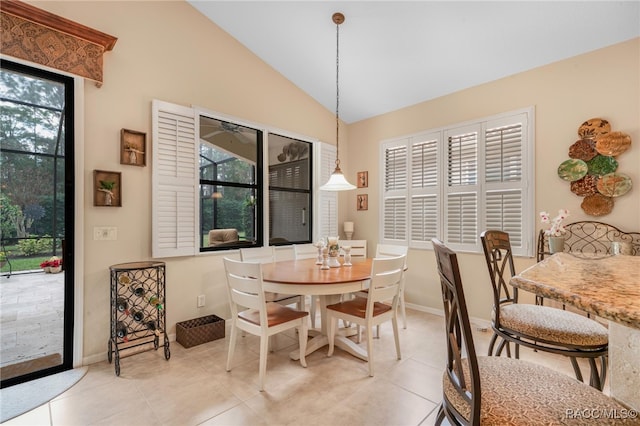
<box><xmin>188</xmin><ymin>1</ymin><xmax>640</xmax><ymax>123</ymax></box>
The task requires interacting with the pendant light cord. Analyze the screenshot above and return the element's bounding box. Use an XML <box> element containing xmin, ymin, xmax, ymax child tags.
<box><xmin>335</xmin><ymin>15</ymin><xmax>341</xmax><ymax>169</ymax></box>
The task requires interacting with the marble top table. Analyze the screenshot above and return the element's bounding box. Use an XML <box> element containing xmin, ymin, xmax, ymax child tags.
<box><xmin>510</xmin><ymin>252</ymin><xmax>640</xmax><ymax>410</ymax></box>
<box><xmin>510</xmin><ymin>252</ymin><xmax>640</xmax><ymax>330</ymax></box>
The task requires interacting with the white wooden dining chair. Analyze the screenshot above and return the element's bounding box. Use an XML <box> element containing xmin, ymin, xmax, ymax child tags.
<box><xmin>239</xmin><ymin>246</ymin><xmax>303</xmax><ymax>310</ymax></box>
<box><xmin>223</xmin><ymin>257</ymin><xmax>308</xmax><ymax>391</ymax></box>
<box><xmin>375</xmin><ymin>244</ymin><xmax>408</xmax><ymax>329</ymax></box>
<box><xmin>293</xmin><ymin>244</ymin><xmax>320</xmax><ymax>327</ymax></box>
<box><xmin>326</xmin><ymin>255</ymin><xmax>405</xmax><ymax>376</ymax></box>
<box><xmin>353</xmin><ymin>243</ymin><xmax>408</xmax><ymax>339</ymax></box>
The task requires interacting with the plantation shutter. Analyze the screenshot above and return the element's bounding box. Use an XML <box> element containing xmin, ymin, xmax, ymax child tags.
<box><xmin>409</xmin><ymin>135</ymin><xmax>439</xmax><ymax>246</ymax></box>
<box><xmin>381</xmin><ymin>141</ymin><xmax>408</xmax><ymax>243</ymax></box>
<box><xmin>152</xmin><ymin>100</ymin><xmax>198</xmax><ymax>258</ymax></box>
<box><xmin>317</xmin><ymin>143</ymin><xmax>338</xmax><ymax>239</ymax></box>
<box><xmin>483</xmin><ymin>114</ymin><xmax>530</xmax><ymax>254</ymax></box>
<box><xmin>379</xmin><ymin>108</ymin><xmax>534</xmax><ymax>256</ymax></box>
<box><xmin>445</xmin><ymin>125</ymin><xmax>479</xmax><ymax>250</ymax></box>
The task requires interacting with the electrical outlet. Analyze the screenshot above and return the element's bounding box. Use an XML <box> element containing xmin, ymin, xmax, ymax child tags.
<box><xmin>197</xmin><ymin>294</ymin><xmax>205</xmax><ymax>308</ymax></box>
<box><xmin>93</xmin><ymin>227</ymin><xmax>117</xmax><ymax>240</ymax></box>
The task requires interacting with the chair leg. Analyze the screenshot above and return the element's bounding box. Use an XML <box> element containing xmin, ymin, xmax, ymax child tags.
<box><xmin>599</xmin><ymin>355</ymin><xmax>608</xmax><ymax>388</ymax></box>
<box><xmin>366</xmin><ymin>324</ymin><xmax>375</xmax><ymax>377</ymax></box>
<box><xmin>435</xmin><ymin>404</ymin><xmax>446</xmax><ymax>426</ymax></box>
<box><xmin>298</xmin><ymin>320</ymin><xmax>308</xmax><ymax>368</ymax></box>
<box><xmin>588</xmin><ymin>357</ymin><xmax>603</xmax><ymax>390</ymax></box>
<box><xmin>356</xmin><ymin>324</ymin><xmax>362</xmax><ymax>343</ymax></box>
<box><xmin>392</xmin><ymin>316</ymin><xmax>401</xmax><ymax>361</ymax></box>
<box><xmin>327</xmin><ymin>315</ymin><xmax>337</xmax><ymax>356</ymax></box>
<box><xmin>515</xmin><ymin>343</ymin><xmax>520</xmax><ymax>359</ymax></box>
<box><xmin>259</xmin><ymin>334</ymin><xmax>269</xmax><ymax>392</ymax></box>
<box><xmin>496</xmin><ymin>338</ymin><xmax>507</xmax><ymax>356</ymax></box>
<box><xmin>399</xmin><ymin>291</ymin><xmax>407</xmax><ymax>329</ymax></box>
<box><xmin>487</xmin><ymin>333</ymin><xmax>499</xmax><ymax>356</ymax></box>
<box><xmin>504</xmin><ymin>341</ymin><xmax>512</xmax><ymax>358</ymax></box>
<box><xmin>570</xmin><ymin>356</ymin><xmax>584</xmax><ymax>383</ymax></box>
<box><xmin>226</xmin><ymin>322</ymin><xmax>238</xmax><ymax>372</ymax></box>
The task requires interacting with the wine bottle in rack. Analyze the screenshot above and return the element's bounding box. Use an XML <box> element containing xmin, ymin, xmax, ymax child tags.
<box><xmin>116</xmin><ymin>297</ymin><xmax>129</xmax><ymax>313</ymax></box>
<box><xmin>146</xmin><ymin>320</ymin><xmax>161</xmax><ymax>336</ymax></box>
<box><xmin>130</xmin><ymin>282</ymin><xmax>145</xmax><ymax>297</ymax></box>
<box><xmin>115</xmin><ymin>321</ymin><xmax>129</xmax><ymax>341</ymax></box>
<box><xmin>131</xmin><ymin>309</ymin><xmax>144</xmax><ymax>322</ymax></box>
<box><xmin>149</xmin><ymin>295</ymin><xmax>164</xmax><ymax>310</ymax></box>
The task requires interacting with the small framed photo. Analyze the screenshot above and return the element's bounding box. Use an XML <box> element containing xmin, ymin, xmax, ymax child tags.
<box><xmin>120</xmin><ymin>128</ymin><xmax>146</xmax><ymax>166</ymax></box>
<box><xmin>357</xmin><ymin>171</ymin><xmax>368</xmax><ymax>188</ymax></box>
<box><xmin>357</xmin><ymin>194</ymin><xmax>368</xmax><ymax>211</ymax></box>
<box><xmin>94</xmin><ymin>170</ymin><xmax>122</xmax><ymax>207</ymax></box>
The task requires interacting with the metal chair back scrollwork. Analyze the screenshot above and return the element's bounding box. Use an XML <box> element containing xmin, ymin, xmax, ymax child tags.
<box><xmin>537</xmin><ymin>221</ymin><xmax>640</xmax><ymax>261</ymax></box>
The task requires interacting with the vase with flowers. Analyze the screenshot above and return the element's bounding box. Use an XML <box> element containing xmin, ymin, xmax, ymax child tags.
<box><xmin>326</xmin><ymin>236</ymin><xmax>341</xmax><ymax>268</ymax></box>
<box><xmin>40</xmin><ymin>256</ymin><xmax>63</xmax><ymax>273</ymax></box>
<box><xmin>540</xmin><ymin>209</ymin><xmax>569</xmax><ymax>254</ymax></box>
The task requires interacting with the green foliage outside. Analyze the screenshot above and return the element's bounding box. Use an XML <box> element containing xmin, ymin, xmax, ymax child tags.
<box><xmin>0</xmin><ymin>255</ymin><xmax>49</xmax><ymax>273</ymax></box>
<box><xmin>17</xmin><ymin>236</ymin><xmax>53</xmax><ymax>256</ymax></box>
<box><xmin>1</xmin><ymin>64</ymin><xmax>66</xmax><ymax>272</ymax></box>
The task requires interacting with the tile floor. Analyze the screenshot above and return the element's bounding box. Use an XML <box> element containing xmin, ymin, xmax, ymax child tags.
<box><xmin>4</xmin><ymin>307</ymin><xmax>601</xmax><ymax>426</ymax></box>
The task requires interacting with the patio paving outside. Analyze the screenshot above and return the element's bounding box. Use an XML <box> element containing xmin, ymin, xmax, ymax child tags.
<box><xmin>0</xmin><ymin>271</ymin><xmax>65</xmax><ymax>369</ymax></box>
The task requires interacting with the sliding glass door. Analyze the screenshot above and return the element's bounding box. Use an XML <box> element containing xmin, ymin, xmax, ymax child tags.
<box><xmin>0</xmin><ymin>60</ymin><xmax>75</xmax><ymax>388</ymax></box>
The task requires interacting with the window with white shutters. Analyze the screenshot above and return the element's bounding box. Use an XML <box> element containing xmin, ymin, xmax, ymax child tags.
<box><xmin>317</xmin><ymin>143</ymin><xmax>338</xmax><ymax>239</ymax></box>
<box><xmin>409</xmin><ymin>135</ymin><xmax>439</xmax><ymax>247</ymax></box>
<box><xmin>379</xmin><ymin>107</ymin><xmax>534</xmax><ymax>256</ymax></box>
<box><xmin>445</xmin><ymin>125</ymin><xmax>480</xmax><ymax>252</ymax></box>
<box><xmin>152</xmin><ymin>100</ymin><xmax>333</xmax><ymax>257</ymax></box>
<box><xmin>152</xmin><ymin>100</ymin><xmax>198</xmax><ymax>258</ymax></box>
<box><xmin>482</xmin><ymin>114</ymin><xmax>530</xmax><ymax>254</ymax></box>
<box><xmin>381</xmin><ymin>141</ymin><xmax>408</xmax><ymax>244</ymax></box>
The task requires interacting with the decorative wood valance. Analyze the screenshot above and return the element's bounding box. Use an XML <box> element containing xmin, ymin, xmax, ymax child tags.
<box><xmin>0</xmin><ymin>0</ymin><xmax>117</xmax><ymax>86</ymax></box>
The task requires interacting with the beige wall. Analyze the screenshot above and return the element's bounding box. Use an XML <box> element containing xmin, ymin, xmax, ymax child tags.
<box><xmin>347</xmin><ymin>38</ymin><xmax>640</xmax><ymax>320</ymax></box>
<box><xmin>28</xmin><ymin>0</ymin><xmax>338</xmax><ymax>364</ymax></box>
<box><xmin>21</xmin><ymin>2</ymin><xmax>640</xmax><ymax>364</ymax></box>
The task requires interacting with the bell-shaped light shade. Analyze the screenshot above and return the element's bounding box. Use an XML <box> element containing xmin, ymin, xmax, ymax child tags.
<box><xmin>320</xmin><ymin>168</ymin><xmax>356</xmax><ymax>191</ymax></box>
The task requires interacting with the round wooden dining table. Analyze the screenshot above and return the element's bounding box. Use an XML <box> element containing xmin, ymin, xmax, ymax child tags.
<box><xmin>261</xmin><ymin>257</ymin><xmax>373</xmax><ymax>361</ymax></box>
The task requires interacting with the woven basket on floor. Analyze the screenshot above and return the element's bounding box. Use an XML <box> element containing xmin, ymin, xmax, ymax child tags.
<box><xmin>176</xmin><ymin>314</ymin><xmax>225</xmax><ymax>348</ymax></box>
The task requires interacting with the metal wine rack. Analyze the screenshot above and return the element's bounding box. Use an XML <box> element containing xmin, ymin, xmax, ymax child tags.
<box><xmin>108</xmin><ymin>261</ymin><xmax>170</xmax><ymax>376</ymax></box>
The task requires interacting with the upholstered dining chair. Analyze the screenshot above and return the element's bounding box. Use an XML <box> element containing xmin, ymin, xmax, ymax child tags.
<box><xmin>223</xmin><ymin>257</ymin><xmax>308</xmax><ymax>391</ymax></box>
<box><xmin>293</xmin><ymin>244</ymin><xmax>320</xmax><ymax>327</ymax></box>
<box><xmin>480</xmin><ymin>230</ymin><xmax>609</xmax><ymax>390</ymax></box>
<box><xmin>240</xmin><ymin>246</ymin><xmax>303</xmax><ymax>310</ymax></box>
<box><xmin>326</xmin><ymin>255</ymin><xmax>405</xmax><ymax>377</ymax></box>
<box><xmin>431</xmin><ymin>239</ymin><xmax>632</xmax><ymax>426</ymax></box>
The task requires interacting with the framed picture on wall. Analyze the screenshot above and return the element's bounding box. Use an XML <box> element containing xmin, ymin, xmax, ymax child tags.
<box><xmin>94</xmin><ymin>170</ymin><xmax>122</xmax><ymax>207</ymax></box>
<box><xmin>357</xmin><ymin>171</ymin><xmax>368</xmax><ymax>188</ymax></box>
<box><xmin>357</xmin><ymin>194</ymin><xmax>368</xmax><ymax>211</ymax></box>
<box><xmin>120</xmin><ymin>128</ymin><xmax>146</xmax><ymax>166</ymax></box>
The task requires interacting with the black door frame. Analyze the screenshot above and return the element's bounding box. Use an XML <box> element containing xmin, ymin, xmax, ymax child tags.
<box><xmin>0</xmin><ymin>59</ymin><xmax>75</xmax><ymax>388</ymax></box>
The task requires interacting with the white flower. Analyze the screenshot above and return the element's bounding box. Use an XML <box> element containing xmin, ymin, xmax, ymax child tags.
<box><xmin>540</xmin><ymin>209</ymin><xmax>569</xmax><ymax>237</ymax></box>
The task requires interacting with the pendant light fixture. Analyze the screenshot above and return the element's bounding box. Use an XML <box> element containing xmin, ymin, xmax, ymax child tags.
<box><xmin>320</xmin><ymin>12</ymin><xmax>356</xmax><ymax>191</ymax></box>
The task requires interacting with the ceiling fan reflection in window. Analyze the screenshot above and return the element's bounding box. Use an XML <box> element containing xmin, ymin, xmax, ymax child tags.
<box><xmin>200</xmin><ymin>116</ymin><xmax>258</xmax><ymax>164</ymax></box>
<box><xmin>200</xmin><ymin>117</ymin><xmax>256</xmax><ymax>146</ymax></box>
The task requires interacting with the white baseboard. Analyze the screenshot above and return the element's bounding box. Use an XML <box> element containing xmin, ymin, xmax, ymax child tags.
<box><xmin>405</xmin><ymin>302</ymin><xmax>492</xmax><ymax>332</ymax></box>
